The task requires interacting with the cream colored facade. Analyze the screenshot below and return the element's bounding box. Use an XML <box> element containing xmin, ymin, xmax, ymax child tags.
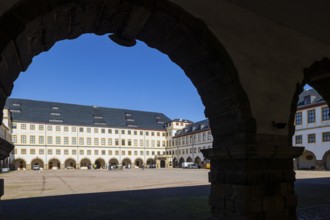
<box><xmin>0</xmin><ymin>109</ymin><xmax>14</xmax><ymax>171</ymax></box>
<box><xmin>12</xmin><ymin>121</ymin><xmax>167</xmax><ymax>170</ymax></box>
<box><xmin>165</xmin><ymin>120</ymin><xmax>212</xmax><ymax>167</ymax></box>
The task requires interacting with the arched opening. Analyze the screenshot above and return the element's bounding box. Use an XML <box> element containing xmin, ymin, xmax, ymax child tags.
<box><xmin>0</xmin><ymin>1</ymin><xmax>256</xmax><ymax>219</ymax></box>
<box><xmin>64</xmin><ymin>158</ymin><xmax>76</xmax><ymax>169</ymax></box>
<box><xmin>194</xmin><ymin>156</ymin><xmax>201</xmax><ymax>166</ymax></box>
<box><xmin>322</xmin><ymin>151</ymin><xmax>330</xmax><ymax>170</ymax></box>
<box><xmin>95</xmin><ymin>158</ymin><xmax>106</xmax><ymax>169</ymax></box>
<box><xmin>122</xmin><ymin>158</ymin><xmax>131</xmax><ymax>169</ymax></box>
<box><xmin>80</xmin><ymin>158</ymin><xmax>92</xmax><ymax>169</ymax></box>
<box><xmin>297</xmin><ymin>151</ymin><xmax>317</xmax><ymax>170</ymax></box>
<box><xmin>179</xmin><ymin>158</ymin><xmax>185</xmax><ymax>168</ymax></box>
<box><xmin>48</xmin><ymin>158</ymin><xmax>61</xmax><ymax>170</ymax></box>
<box><xmin>14</xmin><ymin>159</ymin><xmax>26</xmax><ymax>170</ymax></box>
<box><xmin>134</xmin><ymin>158</ymin><xmax>143</xmax><ymax>168</ymax></box>
<box><xmin>186</xmin><ymin>157</ymin><xmax>192</xmax><ymax>162</ymax></box>
<box><xmin>160</xmin><ymin>160</ymin><xmax>166</xmax><ymax>168</ymax></box>
<box><xmin>31</xmin><ymin>158</ymin><xmax>44</xmax><ymax>170</ymax></box>
<box><xmin>109</xmin><ymin>158</ymin><xmax>119</xmax><ymax>167</ymax></box>
<box><xmin>173</xmin><ymin>158</ymin><xmax>178</xmax><ymax>168</ymax></box>
<box><xmin>146</xmin><ymin>158</ymin><xmax>155</xmax><ymax>168</ymax></box>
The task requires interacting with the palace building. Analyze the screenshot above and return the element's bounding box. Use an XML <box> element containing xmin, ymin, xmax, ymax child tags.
<box><xmin>6</xmin><ymin>98</ymin><xmax>173</xmax><ymax>170</ymax></box>
<box><xmin>294</xmin><ymin>89</ymin><xmax>330</xmax><ymax>170</ymax></box>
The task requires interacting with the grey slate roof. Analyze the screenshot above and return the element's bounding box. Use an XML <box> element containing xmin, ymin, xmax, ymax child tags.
<box><xmin>5</xmin><ymin>98</ymin><xmax>171</xmax><ymax>130</ymax></box>
<box><xmin>174</xmin><ymin>119</ymin><xmax>209</xmax><ymax>137</ymax></box>
<box><xmin>297</xmin><ymin>89</ymin><xmax>324</xmax><ymax>107</ymax></box>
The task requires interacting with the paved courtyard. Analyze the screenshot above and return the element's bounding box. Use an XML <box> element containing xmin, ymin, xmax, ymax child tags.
<box><xmin>0</xmin><ymin>169</ymin><xmax>330</xmax><ymax>219</ymax></box>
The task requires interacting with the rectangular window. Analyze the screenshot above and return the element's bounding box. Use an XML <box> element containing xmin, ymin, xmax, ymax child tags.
<box><xmin>134</xmin><ymin>131</ymin><xmax>137</xmax><ymax>135</ymax></box>
<box><xmin>79</xmin><ymin>127</ymin><xmax>84</xmax><ymax>132</ymax></box>
<box><xmin>108</xmin><ymin>150</ymin><xmax>112</xmax><ymax>155</ymax></box>
<box><xmin>56</xmin><ymin>149</ymin><xmax>61</xmax><ymax>155</ymax></box>
<box><xmin>48</xmin><ymin>149</ymin><xmax>53</xmax><ymax>155</ymax></box>
<box><xmin>101</xmin><ymin>138</ymin><xmax>106</xmax><ymax>145</ymax></box>
<box><xmin>56</xmin><ymin>126</ymin><xmax>61</xmax><ymax>132</ymax></box>
<box><xmin>12</xmin><ymin>135</ymin><xmax>17</xmax><ymax>143</ymax></box>
<box><xmin>128</xmin><ymin>151</ymin><xmax>132</xmax><ymax>156</ymax></box>
<box><xmin>122</xmin><ymin>139</ymin><xmax>125</xmax><ymax>145</ymax></box>
<box><xmin>30</xmin><ymin>149</ymin><xmax>35</xmax><ymax>155</ymax></box>
<box><xmin>72</xmin><ymin>150</ymin><xmax>76</xmax><ymax>155</ymax></box>
<box><xmin>108</xmin><ymin>138</ymin><xmax>112</xmax><ymax>146</ymax></box>
<box><xmin>39</xmin><ymin>136</ymin><xmax>44</xmax><ymax>144</ymax></box>
<box><xmin>108</xmin><ymin>129</ymin><xmax>112</xmax><ymax>134</ymax></box>
<box><xmin>72</xmin><ymin>137</ymin><xmax>77</xmax><ymax>145</ymax></box>
<box><xmin>295</xmin><ymin>135</ymin><xmax>302</xmax><ymax>144</ymax></box>
<box><xmin>47</xmin><ymin>125</ymin><xmax>52</xmax><ymax>131</ymax></box>
<box><xmin>87</xmin><ymin>138</ymin><xmax>91</xmax><ymax>145</ymax></box>
<box><xmin>64</xmin><ymin>126</ymin><xmax>68</xmax><ymax>132</ymax></box>
<box><xmin>102</xmin><ymin>150</ymin><xmax>105</xmax><ymax>155</ymax></box>
<box><xmin>64</xmin><ymin>149</ymin><xmax>69</xmax><ymax>155</ymax></box>
<box><xmin>323</xmin><ymin>132</ymin><xmax>330</xmax><ymax>142</ymax></box>
<box><xmin>151</xmin><ymin>140</ymin><xmax>155</xmax><ymax>147</ymax></box>
<box><xmin>115</xmin><ymin>139</ymin><xmax>119</xmax><ymax>145</ymax></box>
<box><xmin>134</xmin><ymin>151</ymin><xmax>138</xmax><ymax>156</ymax></box>
<box><xmin>308</xmin><ymin>134</ymin><xmax>316</xmax><ymax>143</ymax></box>
<box><xmin>322</xmin><ymin>107</ymin><xmax>330</xmax><ymax>121</ymax></box>
<box><xmin>146</xmin><ymin>140</ymin><xmax>149</xmax><ymax>147</ymax></box>
<box><xmin>21</xmin><ymin>135</ymin><xmax>26</xmax><ymax>143</ymax></box>
<box><xmin>140</xmin><ymin>151</ymin><xmax>143</xmax><ymax>155</ymax></box>
<box><xmin>30</xmin><ymin>125</ymin><xmax>35</xmax><ymax>130</ymax></box>
<box><xmin>151</xmin><ymin>132</ymin><xmax>154</xmax><ymax>136</ymax></box>
<box><xmin>21</xmin><ymin>124</ymin><xmax>26</xmax><ymax>130</ymax></box>
<box><xmin>56</xmin><ymin>136</ymin><xmax>61</xmax><ymax>145</ymax></box>
<box><xmin>87</xmin><ymin>128</ymin><xmax>91</xmax><ymax>133</ymax></box>
<box><xmin>134</xmin><ymin>139</ymin><xmax>138</xmax><ymax>146</ymax></box>
<box><xmin>64</xmin><ymin>137</ymin><xmax>69</xmax><ymax>145</ymax></box>
<box><xmin>128</xmin><ymin>139</ymin><xmax>132</xmax><ymax>146</ymax></box>
<box><xmin>94</xmin><ymin>128</ymin><xmax>98</xmax><ymax>133</ymax></box>
<box><xmin>140</xmin><ymin>131</ymin><xmax>143</xmax><ymax>135</ymax></box>
<box><xmin>146</xmin><ymin>151</ymin><xmax>149</xmax><ymax>156</ymax></box>
<box><xmin>94</xmin><ymin>138</ymin><xmax>99</xmax><ymax>145</ymax></box>
<box><xmin>72</xmin><ymin>127</ymin><xmax>76</xmax><ymax>132</ymax></box>
<box><xmin>39</xmin><ymin>149</ymin><xmax>44</xmax><ymax>154</ymax></box>
<box><xmin>21</xmin><ymin>149</ymin><xmax>26</xmax><ymax>154</ymax></box>
<box><xmin>115</xmin><ymin>150</ymin><xmax>119</xmax><ymax>155</ymax></box>
<box><xmin>140</xmin><ymin>140</ymin><xmax>143</xmax><ymax>147</ymax></box>
<box><xmin>87</xmin><ymin>150</ymin><xmax>91</xmax><ymax>155</ymax></box>
<box><xmin>30</xmin><ymin>135</ymin><xmax>35</xmax><ymax>144</ymax></box>
<box><xmin>79</xmin><ymin>137</ymin><xmax>84</xmax><ymax>145</ymax></box>
<box><xmin>157</xmin><ymin>141</ymin><xmax>160</xmax><ymax>147</ymax></box>
<box><xmin>94</xmin><ymin>150</ymin><xmax>99</xmax><ymax>155</ymax></box>
<box><xmin>80</xmin><ymin>150</ymin><xmax>84</xmax><ymax>155</ymax></box>
<box><xmin>115</xmin><ymin>130</ymin><xmax>119</xmax><ymax>134</ymax></box>
<box><xmin>39</xmin><ymin>125</ymin><xmax>44</xmax><ymax>130</ymax></box>
<box><xmin>121</xmin><ymin>130</ymin><xmax>125</xmax><ymax>135</ymax></box>
<box><xmin>122</xmin><ymin>151</ymin><xmax>126</xmax><ymax>155</ymax></box>
<box><xmin>101</xmin><ymin>129</ymin><xmax>105</xmax><ymax>134</ymax></box>
<box><xmin>307</xmin><ymin>109</ymin><xmax>316</xmax><ymax>123</ymax></box>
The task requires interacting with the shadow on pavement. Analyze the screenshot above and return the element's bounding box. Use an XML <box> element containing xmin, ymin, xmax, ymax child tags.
<box><xmin>1</xmin><ymin>185</ymin><xmax>211</xmax><ymax>220</ymax></box>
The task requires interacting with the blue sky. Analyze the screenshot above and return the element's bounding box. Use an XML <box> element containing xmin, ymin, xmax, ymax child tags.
<box><xmin>10</xmin><ymin>34</ymin><xmax>206</xmax><ymax>122</ymax></box>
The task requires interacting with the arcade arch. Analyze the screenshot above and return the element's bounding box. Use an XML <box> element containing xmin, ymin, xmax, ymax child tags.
<box><xmin>31</xmin><ymin>158</ymin><xmax>44</xmax><ymax>169</ymax></box>
<box><xmin>14</xmin><ymin>158</ymin><xmax>26</xmax><ymax>170</ymax></box>
<box><xmin>48</xmin><ymin>158</ymin><xmax>61</xmax><ymax>170</ymax></box>
<box><xmin>134</xmin><ymin>158</ymin><xmax>143</xmax><ymax>168</ymax></box>
<box><xmin>80</xmin><ymin>158</ymin><xmax>91</xmax><ymax>169</ymax></box>
<box><xmin>95</xmin><ymin>158</ymin><xmax>106</xmax><ymax>169</ymax></box>
<box><xmin>109</xmin><ymin>158</ymin><xmax>119</xmax><ymax>166</ymax></box>
<box><xmin>65</xmin><ymin>158</ymin><xmax>76</xmax><ymax>169</ymax></box>
<box><xmin>297</xmin><ymin>151</ymin><xmax>317</xmax><ymax>170</ymax></box>
<box><xmin>122</xmin><ymin>158</ymin><xmax>132</xmax><ymax>168</ymax></box>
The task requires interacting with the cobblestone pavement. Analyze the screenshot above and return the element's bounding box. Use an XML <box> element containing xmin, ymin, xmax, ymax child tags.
<box><xmin>297</xmin><ymin>204</ymin><xmax>330</xmax><ymax>220</ymax></box>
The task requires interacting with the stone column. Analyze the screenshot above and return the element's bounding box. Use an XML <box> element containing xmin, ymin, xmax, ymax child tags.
<box><xmin>202</xmin><ymin>145</ymin><xmax>303</xmax><ymax>219</ymax></box>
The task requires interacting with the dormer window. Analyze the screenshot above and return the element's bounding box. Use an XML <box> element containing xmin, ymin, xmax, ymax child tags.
<box><xmin>50</xmin><ymin>112</ymin><xmax>61</xmax><ymax>116</ymax></box>
<box><xmin>304</xmin><ymin>96</ymin><xmax>311</xmax><ymax>105</ymax></box>
<box><xmin>52</xmin><ymin>106</ymin><xmax>59</xmax><ymax>110</ymax></box>
<box><xmin>94</xmin><ymin>116</ymin><xmax>103</xmax><ymax>119</ymax></box>
<box><xmin>13</xmin><ymin>103</ymin><xmax>20</xmax><ymax>107</ymax></box>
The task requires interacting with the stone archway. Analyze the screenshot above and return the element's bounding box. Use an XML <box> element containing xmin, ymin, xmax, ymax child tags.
<box><xmin>186</xmin><ymin>157</ymin><xmax>192</xmax><ymax>162</ymax></box>
<box><xmin>14</xmin><ymin>159</ymin><xmax>26</xmax><ymax>170</ymax></box>
<box><xmin>95</xmin><ymin>158</ymin><xmax>106</xmax><ymax>169</ymax></box>
<box><xmin>323</xmin><ymin>150</ymin><xmax>330</xmax><ymax>170</ymax></box>
<box><xmin>48</xmin><ymin>158</ymin><xmax>61</xmax><ymax>170</ymax></box>
<box><xmin>31</xmin><ymin>158</ymin><xmax>44</xmax><ymax>169</ymax></box>
<box><xmin>160</xmin><ymin>160</ymin><xmax>166</xmax><ymax>168</ymax></box>
<box><xmin>194</xmin><ymin>156</ymin><xmax>201</xmax><ymax>166</ymax></box>
<box><xmin>134</xmin><ymin>158</ymin><xmax>143</xmax><ymax>168</ymax></box>
<box><xmin>0</xmin><ymin>1</ymin><xmax>292</xmax><ymax>219</ymax></box>
<box><xmin>122</xmin><ymin>158</ymin><xmax>132</xmax><ymax>168</ymax></box>
<box><xmin>297</xmin><ymin>150</ymin><xmax>317</xmax><ymax>170</ymax></box>
<box><xmin>179</xmin><ymin>157</ymin><xmax>185</xmax><ymax>168</ymax></box>
<box><xmin>173</xmin><ymin>158</ymin><xmax>178</xmax><ymax>168</ymax></box>
<box><xmin>80</xmin><ymin>158</ymin><xmax>92</xmax><ymax>169</ymax></box>
<box><xmin>109</xmin><ymin>158</ymin><xmax>119</xmax><ymax>166</ymax></box>
<box><xmin>65</xmin><ymin>158</ymin><xmax>76</xmax><ymax>169</ymax></box>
